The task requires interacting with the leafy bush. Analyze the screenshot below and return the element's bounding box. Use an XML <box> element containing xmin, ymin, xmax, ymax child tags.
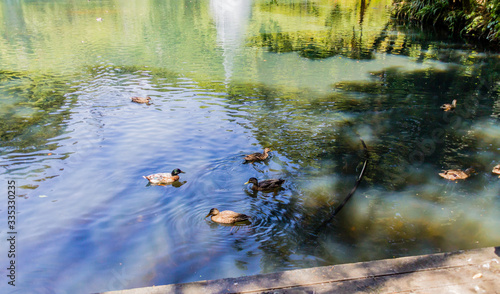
<box><xmin>393</xmin><ymin>0</ymin><xmax>500</xmax><ymax>43</ymax></box>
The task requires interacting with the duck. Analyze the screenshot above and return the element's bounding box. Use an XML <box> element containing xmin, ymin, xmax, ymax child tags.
<box><xmin>244</xmin><ymin>148</ymin><xmax>271</xmax><ymax>162</ymax></box>
<box><xmin>143</xmin><ymin>168</ymin><xmax>184</xmax><ymax>184</ymax></box>
<box><xmin>440</xmin><ymin>99</ymin><xmax>457</xmax><ymax>112</ymax></box>
<box><xmin>131</xmin><ymin>96</ymin><xmax>151</xmax><ymax>105</ymax></box>
<box><xmin>492</xmin><ymin>164</ymin><xmax>500</xmax><ymax>177</ymax></box>
<box><xmin>205</xmin><ymin>208</ymin><xmax>250</xmax><ymax>224</ymax></box>
<box><xmin>244</xmin><ymin>177</ymin><xmax>285</xmax><ymax>191</ymax></box>
<box><xmin>439</xmin><ymin>167</ymin><xmax>475</xmax><ymax>180</ymax></box>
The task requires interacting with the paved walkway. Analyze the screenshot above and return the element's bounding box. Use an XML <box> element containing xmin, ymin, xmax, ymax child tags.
<box><xmin>102</xmin><ymin>246</ymin><xmax>500</xmax><ymax>294</ymax></box>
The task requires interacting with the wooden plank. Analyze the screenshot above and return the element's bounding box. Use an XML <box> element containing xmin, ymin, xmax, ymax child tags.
<box><xmin>101</xmin><ymin>246</ymin><xmax>500</xmax><ymax>294</ymax></box>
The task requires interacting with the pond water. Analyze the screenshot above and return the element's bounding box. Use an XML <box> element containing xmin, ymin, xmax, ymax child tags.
<box><xmin>1</xmin><ymin>0</ymin><xmax>500</xmax><ymax>293</ymax></box>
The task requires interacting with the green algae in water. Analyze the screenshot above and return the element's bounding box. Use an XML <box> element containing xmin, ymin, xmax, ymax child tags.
<box><xmin>333</xmin><ymin>81</ymin><xmax>387</xmax><ymax>94</ymax></box>
<box><xmin>19</xmin><ymin>184</ymin><xmax>39</xmax><ymax>190</ymax></box>
<box><xmin>0</xmin><ymin>70</ymin><xmax>73</xmax><ymax>146</ymax></box>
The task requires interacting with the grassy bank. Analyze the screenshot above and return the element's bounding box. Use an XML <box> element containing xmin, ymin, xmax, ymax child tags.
<box><xmin>393</xmin><ymin>0</ymin><xmax>500</xmax><ymax>44</ymax></box>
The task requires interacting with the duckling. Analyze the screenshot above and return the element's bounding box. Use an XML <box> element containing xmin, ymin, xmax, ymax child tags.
<box><xmin>492</xmin><ymin>164</ymin><xmax>500</xmax><ymax>178</ymax></box>
<box><xmin>439</xmin><ymin>167</ymin><xmax>475</xmax><ymax>180</ymax></box>
<box><xmin>440</xmin><ymin>99</ymin><xmax>457</xmax><ymax>112</ymax></box>
<box><xmin>244</xmin><ymin>148</ymin><xmax>271</xmax><ymax>162</ymax></box>
<box><xmin>244</xmin><ymin>177</ymin><xmax>285</xmax><ymax>191</ymax></box>
<box><xmin>143</xmin><ymin>168</ymin><xmax>184</xmax><ymax>185</ymax></box>
<box><xmin>205</xmin><ymin>208</ymin><xmax>250</xmax><ymax>224</ymax></box>
<box><xmin>131</xmin><ymin>96</ymin><xmax>152</xmax><ymax>105</ymax></box>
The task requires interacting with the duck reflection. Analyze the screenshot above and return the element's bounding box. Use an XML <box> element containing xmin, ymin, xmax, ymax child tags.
<box><xmin>144</xmin><ymin>180</ymin><xmax>186</xmax><ymax>188</ymax></box>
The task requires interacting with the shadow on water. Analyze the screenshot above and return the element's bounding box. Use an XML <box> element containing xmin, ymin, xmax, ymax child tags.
<box><xmin>217</xmin><ymin>56</ymin><xmax>500</xmax><ymax>189</ymax></box>
<box><xmin>197</xmin><ymin>51</ymin><xmax>500</xmax><ymax>270</ymax></box>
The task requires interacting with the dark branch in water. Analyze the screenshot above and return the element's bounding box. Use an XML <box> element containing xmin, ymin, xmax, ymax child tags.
<box><xmin>315</xmin><ymin>138</ymin><xmax>369</xmax><ymax>232</ymax></box>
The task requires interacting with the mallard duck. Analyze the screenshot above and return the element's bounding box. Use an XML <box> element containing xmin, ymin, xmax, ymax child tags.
<box><xmin>439</xmin><ymin>167</ymin><xmax>475</xmax><ymax>180</ymax></box>
<box><xmin>440</xmin><ymin>99</ymin><xmax>457</xmax><ymax>112</ymax></box>
<box><xmin>205</xmin><ymin>208</ymin><xmax>250</xmax><ymax>224</ymax></box>
<box><xmin>492</xmin><ymin>164</ymin><xmax>500</xmax><ymax>177</ymax></box>
<box><xmin>131</xmin><ymin>96</ymin><xmax>151</xmax><ymax>105</ymax></box>
<box><xmin>244</xmin><ymin>148</ymin><xmax>271</xmax><ymax>162</ymax></box>
<box><xmin>143</xmin><ymin>168</ymin><xmax>184</xmax><ymax>184</ymax></box>
<box><xmin>244</xmin><ymin>177</ymin><xmax>285</xmax><ymax>191</ymax></box>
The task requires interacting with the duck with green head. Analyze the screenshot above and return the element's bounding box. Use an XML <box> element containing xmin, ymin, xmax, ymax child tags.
<box><xmin>244</xmin><ymin>177</ymin><xmax>285</xmax><ymax>191</ymax></box>
<box><xmin>143</xmin><ymin>168</ymin><xmax>184</xmax><ymax>185</ymax></box>
<box><xmin>205</xmin><ymin>208</ymin><xmax>250</xmax><ymax>224</ymax></box>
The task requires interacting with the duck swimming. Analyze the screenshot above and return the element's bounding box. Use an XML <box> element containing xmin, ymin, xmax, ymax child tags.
<box><xmin>244</xmin><ymin>177</ymin><xmax>285</xmax><ymax>191</ymax></box>
<box><xmin>492</xmin><ymin>164</ymin><xmax>500</xmax><ymax>177</ymax></box>
<box><xmin>440</xmin><ymin>99</ymin><xmax>457</xmax><ymax>112</ymax></box>
<box><xmin>439</xmin><ymin>167</ymin><xmax>475</xmax><ymax>180</ymax></box>
<box><xmin>143</xmin><ymin>168</ymin><xmax>184</xmax><ymax>185</ymax></box>
<box><xmin>131</xmin><ymin>96</ymin><xmax>152</xmax><ymax>105</ymax></box>
<box><xmin>244</xmin><ymin>148</ymin><xmax>271</xmax><ymax>162</ymax></box>
<box><xmin>205</xmin><ymin>208</ymin><xmax>250</xmax><ymax>224</ymax></box>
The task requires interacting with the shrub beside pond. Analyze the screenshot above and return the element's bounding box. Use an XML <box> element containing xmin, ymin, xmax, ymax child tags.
<box><xmin>393</xmin><ymin>0</ymin><xmax>500</xmax><ymax>44</ymax></box>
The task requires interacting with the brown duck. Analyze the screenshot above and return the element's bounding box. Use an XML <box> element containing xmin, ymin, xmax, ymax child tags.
<box><xmin>440</xmin><ymin>99</ymin><xmax>456</xmax><ymax>112</ymax></box>
<box><xmin>492</xmin><ymin>164</ymin><xmax>500</xmax><ymax>178</ymax></box>
<box><xmin>131</xmin><ymin>96</ymin><xmax>152</xmax><ymax>105</ymax></box>
<box><xmin>244</xmin><ymin>177</ymin><xmax>285</xmax><ymax>191</ymax></box>
<box><xmin>205</xmin><ymin>208</ymin><xmax>250</xmax><ymax>224</ymax></box>
<box><xmin>244</xmin><ymin>148</ymin><xmax>271</xmax><ymax>162</ymax></box>
<box><xmin>439</xmin><ymin>167</ymin><xmax>475</xmax><ymax>180</ymax></box>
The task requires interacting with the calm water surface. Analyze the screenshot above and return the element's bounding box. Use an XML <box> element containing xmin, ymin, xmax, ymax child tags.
<box><xmin>1</xmin><ymin>0</ymin><xmax>500</xmax><ymax>293</ymax></box>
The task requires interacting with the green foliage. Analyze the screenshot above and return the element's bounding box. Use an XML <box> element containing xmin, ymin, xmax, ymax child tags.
<box><xmin>393</xmin><ymin>0</ymin><xmax>500</xmax><ymax>43</ymax></box>
<box><xmin>392</xmin><ymin>0</ymin><xmax>468</xmax><ymax>28</ymax></box>
<box><xmin>464</xmin><ymin>0</ymin><xmax>500</xmax><ymax>41</ymax></box>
